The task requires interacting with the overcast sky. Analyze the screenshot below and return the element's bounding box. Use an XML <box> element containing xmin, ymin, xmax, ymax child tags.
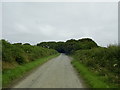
<box><xmin>2</xmin><ymin>2</ymin><xmax>118</xmax><ymax>46</ymax></box>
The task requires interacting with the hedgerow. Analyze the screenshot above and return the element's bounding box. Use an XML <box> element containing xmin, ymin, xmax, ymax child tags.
<box><xmin>73</xmin><ymin>45</ymin><xmax>120</xmax><ymax>87</ymax></box>
<box><xmin>2</xmin><ymin>39</ymin><xmax>58</xmax><ymax>70</ymax></box>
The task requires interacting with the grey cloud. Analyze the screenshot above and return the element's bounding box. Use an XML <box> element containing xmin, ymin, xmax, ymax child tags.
<box><xmin>2</xmin><ymin>2</ymin><xmax>118</xmax><ymax>46</ymax></box>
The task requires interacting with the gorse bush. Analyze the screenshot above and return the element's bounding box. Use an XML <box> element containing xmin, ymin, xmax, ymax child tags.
<box><xmin>73</xmin><ymin>46</ymin><xmax>120</xmax><ymax>87</ymax></box>
<box><xmin>2</xmin><ymin>39</ymin><xmax>58</xmax><ymax>70</ymax></box>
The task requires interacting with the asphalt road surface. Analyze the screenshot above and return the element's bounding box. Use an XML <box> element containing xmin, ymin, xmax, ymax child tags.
<box><xmin>13</xmin><ymin>54</ymin><xmax>85</xmax><ymax>88</ymax></box>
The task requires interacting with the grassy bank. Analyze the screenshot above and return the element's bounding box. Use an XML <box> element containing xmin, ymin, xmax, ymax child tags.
<box><xmin>2</xmin><ymin>53</ymin><xmax>59</xmax><ymax>87</ymax></box>
<box><xmin>71</xmin><ymin>45</ymin><xmax>119</xmax><ymax>88</ymax></box>
<box><xmin>72</xmin><ymin>59</ymin><xmax>110</xmax><ymax>88</ymax></box>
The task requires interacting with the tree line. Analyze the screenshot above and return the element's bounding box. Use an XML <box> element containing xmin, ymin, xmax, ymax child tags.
<box><xmin>37</xmin><ymin>38</ymin><xmax>98</xmax><ymax>54</ymax></box>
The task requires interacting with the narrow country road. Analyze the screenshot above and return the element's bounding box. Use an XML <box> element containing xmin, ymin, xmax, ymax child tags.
<box><xmin>13</xmin><ymin>54</ymin><xmax>85</xmax><ymax>88</ymax></box>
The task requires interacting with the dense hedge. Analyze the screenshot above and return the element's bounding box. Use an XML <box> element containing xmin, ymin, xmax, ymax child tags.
<box><xmin>2</xmin><ymin>39</ymin><xmax>58</xmax><ymax>69</ymax></box>
<box><xmin>73</xmin><ymin>45</ymin><xmax>120</xmax><ymax>87</ymax></box>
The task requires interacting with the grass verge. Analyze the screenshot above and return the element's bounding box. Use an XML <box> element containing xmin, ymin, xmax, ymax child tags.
<box><xmin>2</xmin><ymin>53</ymin><xmax>60</xmax><ymax>87</ymax></box>
<box><xmin>71</xmin><ymin>59</ymin><xmax>112</xmax><ymax>88</ymax></box>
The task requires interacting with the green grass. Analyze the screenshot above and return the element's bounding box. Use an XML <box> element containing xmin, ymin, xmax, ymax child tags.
<box><xmin>71</xmin><ymin>59</ymin><xmax>111</xmax><ymax>88</ymax></box>
<box><xmin>2</xmin><ymin>53</ymin><xmax>60</xmax><ymax>87</ymax></box>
